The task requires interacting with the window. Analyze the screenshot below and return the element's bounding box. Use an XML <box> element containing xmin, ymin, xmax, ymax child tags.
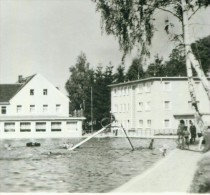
<box><xmin>138</xmin><ymin>84</ymin><xmax>143</xmax><ymax>93</ymax></box>
<box><xmin>36</xmin><ymin>122</ymin><xmax>46</xmax><ymax>132</ymax></box>
<box><xmin>164</xmin><ymin>119</ymin><xmax>170</xmax><ymax>128</ymax></box>
<box><xmin>188</xmin><ymin>101</ymin><xmax>192</xmax><ymax>110</ymax></box>
<box><xmin>43</xmin><ymin>89</ymin><xmax>48</xmax><ymax>95</ymax></box>
<box><xmin>127</xmin><ymin>104</ymin><xmax>130</xmax><ymax>112</ymax></box>
<box><xmin>147</xmin><ymin>120</ymin><xmax>152</xmax><ymax>128</ymax></box>
<box><xmin>17</xmin><ymin>105</ymin><xmax>22</xmax><ymax>113</ymax></box>
<box><xmin>51</xmin><ymin>122</ymin><xmax>62</xmax><ymax>131</ymax></box>
<box><xmin>139</xmin><ymin>102</ymin><xmax>144</xmax><ymax>111</ymax></box>
<box><xmin>30</xmin><ymin>105</ymin><xmax>35</xmax><ymax>113</ymax></box>
<box><xmin>125</xmin><ymin>87</ymin><xmax>128</xmax><ymax>95</ymax></box>
<box><xmin>145</xmin><ymin>82</ymin><xmax>151</xmax><ymax>92</ymax></box>
<box><xmin>164</xmin><ymin>82</ymin><xmax>171</xmax><ymax>91</ymax></box>
<box><xmin>56</xmin><ymin>104</ymin><xmax>61</xmax><ymax>112</ymax></box>
<box><xmin>164</xmin><ymin>101</ymin><xmax>171</xmax><ymax>110</ymax></box>
<box><xmin>119</xmin><ymin>87</ymin><xmax>121</xmax><ymax>96</ymax></box>
<box><xmin>30</xmin><ymin>89</ymin><xmax>34</xmax><ymax>95</ymax></box>
<box><xmin>124</xmin><ymin>104</ymin><xmax>126</xmax><ymax>113</ymax></box>
<box><xmin>43</xmin><ymin>105</ymin><xmax>48</xmax><ymax>112</ymax></box>
<box><xmin>4</xmin><ymin>122</ymin><xmax>15</xmax><ymax>132</ymax></box>
<box><xmin>128</xmin><ymin>86</ymin><xmax>130</xmax><ymax>95</ymax></box>
<box><xmin>145</xmin><ymin>101</ymin><xmax>151</xmax><ymax>111</ymax></box>
<box><xmin>113</xmin><ymin>88</ymin><xmax>117</xmax><ymax>96</ymax></box>
<box><xmin>114</xmin><ymin>104</ymin><xmax>118</xmax><ymax>113</ymax></box>
<box><xmin>1</xmin><ymin>106</ymin><xmax>6</xmax><ymax>114</ymax></box>
<box><xmin>195</xmin><ymin>82</ymin><xmax>201</xmax><ymax>91</ymax></box>
<box><xmin>122</xmin><ymin>87</ymin><xmax>125</xmax><ymax>96</ymax></box>
<box><xmin>139</xmin><ymin>120</ymin><xmax>143</xmax><ymax>128</ymax></box>
<box><xmin>20</xmin><ymin>122</ymin><xmax>31</xmax><ymax>132</ymax></box>
<box><xmin>66</xmin><ymin>121</ymin><xmax>77</xmax><ymax>131</ymax></box>
<box><xmin>188</xmin><ymin>101</ymin><xmax>199</xmax><ymax>110</ymax></box>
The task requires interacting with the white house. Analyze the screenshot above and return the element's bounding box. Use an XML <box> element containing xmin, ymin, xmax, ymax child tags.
<box><xmin>109</xmin><ymin>77</ymin><xmax>210</xmax><ymax>136</ymax></box>
<box><xmin>0</xmin><ymin>73</ymin><xmax>85</xmax><ymax>139</ymax></box>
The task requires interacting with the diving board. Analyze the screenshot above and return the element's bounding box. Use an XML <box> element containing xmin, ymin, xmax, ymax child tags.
<box><xmin>68</xmin><ymin>123</ymin><xmax>112</xmax><ymax>151</ymax></box>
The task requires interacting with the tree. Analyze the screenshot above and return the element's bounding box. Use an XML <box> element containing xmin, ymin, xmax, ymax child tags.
<box><xmin>93</xmin><ymin>0</ymin><xmax>210</xmax><ymax>134</ymax></box>
<box><xmin>93</xmin><ymin>64</ymin><xmax>114</xmax><ymax>129</ymax></box>
<box><xmin>191</xmin><ymin>35</ymin><xmax>210</xmax><ymax>75</ymax></box>
<box><xmin>158</xmin><ymin>36</ymin><xmax>210</xmax><ymax>77</ymax></box>
<box><xmin>164</xmin><ymin>46</ymin><xmax>186</xmax><ymax>76</ymax></box>
<box><xmin>126</xmin><ymin>57</ymin><xmax>145</xmax><ymax>81</ymax></box>
<box><xmin>145</xmin><ymin>54</ymin><xmax>166</xmax><ymax>77</ymax></box>
<box><xmin>113</xmin><ymin>64</ymin><xmax>126</xmax><ymax>83</ymax></box>
<box><xmin>65</xmin><ymin>52</ymin><xmax>94</xmax><ymax>119</ymax></box>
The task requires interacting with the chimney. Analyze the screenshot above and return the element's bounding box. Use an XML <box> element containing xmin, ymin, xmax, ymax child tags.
<box><xmin>18</xmin><ymin>75</ymin><xmax>23</xmax><ymax>83</ymax></box>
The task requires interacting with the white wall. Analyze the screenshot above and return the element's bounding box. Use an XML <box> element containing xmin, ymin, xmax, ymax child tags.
<box><xmin>6</xmin><ymin>74</ymin><xmax>69</xmax><ymax>117</ymax></box>
<box><xmin>111</xmin><ymin>78</ymin><xmax>210</xmax><ymax>131</ymax></box>
<box><xmin>0</xmin><ymin>119</ymin><xmax>83</xmax><ymax>139</ymax></box>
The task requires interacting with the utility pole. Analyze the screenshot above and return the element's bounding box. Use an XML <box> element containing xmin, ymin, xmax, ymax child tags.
<box><xmin>91</xmin><ymin>86</ymin><xmax>93</xmax><ymax>133</ymax></box>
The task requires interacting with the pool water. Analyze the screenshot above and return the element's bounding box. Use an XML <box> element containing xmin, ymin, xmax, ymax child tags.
<box><xmin>0</xmin><ymin>137</ymin><xmax>176</xmax><ymax>192</ymax></box>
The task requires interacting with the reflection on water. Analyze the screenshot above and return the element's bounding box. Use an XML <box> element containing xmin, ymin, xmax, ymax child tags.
<box><xmin>0</xmin><ymin>138</ymin><xmax>176</xmax><ymax>192</ymax></box>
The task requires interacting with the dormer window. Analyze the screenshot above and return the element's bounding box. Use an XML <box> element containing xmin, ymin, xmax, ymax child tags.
<box><xmin>43</xmin><ymin>89</ymin><xmax>48</xmax><ymax>95</ymax></box>
<box><xmin>30</xmin><ymin>89</ymin><xmax>34</xmax><ymax>95</ymax></box>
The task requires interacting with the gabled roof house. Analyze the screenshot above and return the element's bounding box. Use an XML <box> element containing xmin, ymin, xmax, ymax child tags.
<box><xmin>0</xmin><ymin>74</ymin><xmax>85</xmax><ymax>139</ymax></box>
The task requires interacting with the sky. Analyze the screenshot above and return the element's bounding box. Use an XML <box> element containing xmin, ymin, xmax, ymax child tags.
<box><xmin>0</xmin><ymin>0</ymin><xmax>210</xmax><ymax>94</ymax></box>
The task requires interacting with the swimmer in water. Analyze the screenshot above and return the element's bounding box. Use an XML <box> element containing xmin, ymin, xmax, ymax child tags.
<box><xmin>4</xmin><ymin>144</ymin><xmax>12</xmax><ymax>150</ymax></box>
<box><xmin>159</xmin><ymin>144</ymin><xmax>167</xmax><ymax>156</ymax></box>
<box><xmin>148</xmin><ymin>139</ymin><xmax>154</xmax><ymax>150</ymax></box>
<box><xmin>62</xmin><ymin>143</ymin><xmax>74</xmax><ymax>149</ymax></box>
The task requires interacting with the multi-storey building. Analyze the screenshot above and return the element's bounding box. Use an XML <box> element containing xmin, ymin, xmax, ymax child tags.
<box><xmin>109</xmin><ymin>77</ymin><xmax>210</xmax><ymax>135</ymax></box>
<box><xmin>0</xmin><ymin>73</ymin><xmax>85</xmax><ymax>139</ymax></box>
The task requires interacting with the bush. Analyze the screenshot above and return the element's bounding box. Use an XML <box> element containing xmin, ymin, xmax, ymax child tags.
<box><xmin>190</xmin><ymin>151</ymin><xmax>210</xmax><ymax>193</ymax></box>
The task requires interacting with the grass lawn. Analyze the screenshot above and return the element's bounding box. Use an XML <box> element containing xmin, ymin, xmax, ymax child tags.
<box><xmin>190</xmin><ymin>151</ymin><xmax>210</xmax><ymax>193</ymax></box>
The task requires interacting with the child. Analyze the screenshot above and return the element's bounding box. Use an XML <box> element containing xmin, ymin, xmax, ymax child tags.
<box><xmin>183</xmin><ymin>126</ymin><xmax>190</xmax><ymax>149</ymax></box>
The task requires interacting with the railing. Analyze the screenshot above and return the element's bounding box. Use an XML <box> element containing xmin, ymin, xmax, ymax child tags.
<box><xmin>70</xmin><ymin>109</ymin><xmax>84</xmax><ymax>117</ymax></box>
<box><xmin>111</xmin><ymin>128</ymin><xmax>177</xmax><ymax>137</ymax></box>
<box><xmin>153</xmin><ymin>129</ymin><xmax>177</xmax><ymax>135</ymax></box>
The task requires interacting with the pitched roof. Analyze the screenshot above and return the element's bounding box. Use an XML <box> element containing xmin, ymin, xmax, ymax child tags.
<box><xmin>0</xmin><ymin>84</ymin><xmax>22</xmax><ymax>102</ymax></box>
<box><xmin>0</xmin><ymin>74</ymin><xmax>36</xmax><ymax>103</ymax></box>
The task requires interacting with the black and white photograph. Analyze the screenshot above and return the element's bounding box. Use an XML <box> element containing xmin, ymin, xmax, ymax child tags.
<box><xmin>0</xmin><ymin>0</ymin><xmax>210</xmax><ymax>193</ymax></box>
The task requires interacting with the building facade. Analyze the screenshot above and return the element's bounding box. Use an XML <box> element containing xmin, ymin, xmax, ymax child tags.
<box><xmin>0</xmin><ymin>74</ymin><xmax>85</xmax><ymax>139</ymax></box>
<box><xmin>109</xmin><ymin>77</ymin><xmax>210</xmax><ymax>136</ymax></box>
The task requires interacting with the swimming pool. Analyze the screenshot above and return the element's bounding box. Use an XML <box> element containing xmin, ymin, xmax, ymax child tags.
<box><xmin>0</xmin><ymin>137</ymin><xmax>177</xmax><ymax>192</ymax></box>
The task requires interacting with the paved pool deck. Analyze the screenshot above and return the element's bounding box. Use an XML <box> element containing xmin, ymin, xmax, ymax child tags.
<box><xmin>112</xmin><ymin>148</ymin><xmax>202</xmax><ymax>193</ymax></box>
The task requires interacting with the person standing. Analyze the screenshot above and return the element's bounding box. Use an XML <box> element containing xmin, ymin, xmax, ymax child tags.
<box><xmin>183</xmin><ymin>126</ymin><xmax>190</xmax><ymax>149</ymax></box>
<box><xmin>177</xmin><ymin>120</ymin><xmax>186</xmax><ymax>149</ymax></box>
<box><xmin>189</xmin><ymin>120</ymin><xmax>196</xmax><ymax>144</ymax></box>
